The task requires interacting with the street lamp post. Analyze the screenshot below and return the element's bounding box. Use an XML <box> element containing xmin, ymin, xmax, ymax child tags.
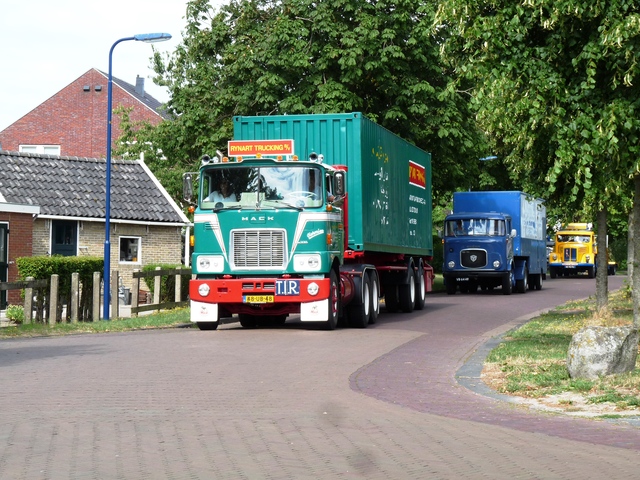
<box><xmin>103</xmin><ymin>32</ymin><xmax>171</xmax><ymax>320</ymax></box>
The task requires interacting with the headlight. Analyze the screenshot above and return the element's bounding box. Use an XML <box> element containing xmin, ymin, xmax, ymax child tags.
<box><xmin>307</xmin><ymin>282</ymin><xmax>319</xmax><ymax>296</ymax></box>
<box><xmin>493</xmin><ymin>260</ymin><xmax>501</xmax><ymax>268</ymax></box>
<box><xmin>585</xmin><ymin>255</ymin><xmax>591</xmax><ymax>262</ymax></box>
<box><xmin>198</xmin><ymin>284</ymin><xmax>210</xmax><ymax>297</ymax></box>
<box><xmin>448</xmin><ymin>261</ymin><xmax>455</xmax><ymax>268</ymax></box>
<box><xmin>551</xmin><ymin>254</ymin><xmax>557</xmax><ymax>261</ymax></box>
<box><xmin>197</xmin><ymin>255</ymin><xmax>224</xmax><ymax>273</ymax></box>
<box><xmin>293</xmin><ymin>254</ymin><xmax>322</xmax><ymax>272</ymax></box>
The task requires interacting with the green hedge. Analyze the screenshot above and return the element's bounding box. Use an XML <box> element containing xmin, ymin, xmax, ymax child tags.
<box><xmin>143</xmin><ymin>264</ymin><xmax>191</xmax><ymax>303</ymax></box>
<box><xmin>15</xmin><ymin>256</ymin><xmax>103</xmax><ymax>322</ymax></box>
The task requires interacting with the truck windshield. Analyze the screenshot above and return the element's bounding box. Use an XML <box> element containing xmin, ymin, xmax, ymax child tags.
<box><xmin>200</xmin><ymin>165</ymin><xmax>325</xmax><ymax>209</ymax></box>
<box><xmin>445</xmin><ymin>219</ymin><xmax>506</xmax><ymax>237</ymax></box>
<box><xmin>556</xmin><ymin>234</ymin><xmax>591</xmax><ymax>243</ymax></box>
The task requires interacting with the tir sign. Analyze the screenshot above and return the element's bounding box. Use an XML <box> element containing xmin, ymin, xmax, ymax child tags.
<box><xmin>276</xmin><ymin>279</ymin><xmax>300</xmax><ymax>296</ymax></box>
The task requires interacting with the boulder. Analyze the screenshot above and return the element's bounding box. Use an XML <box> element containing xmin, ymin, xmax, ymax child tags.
<box><xmin>567</xmin><ymin>326</ymin><xmax>639</xmax><ymax>380</ymax></box>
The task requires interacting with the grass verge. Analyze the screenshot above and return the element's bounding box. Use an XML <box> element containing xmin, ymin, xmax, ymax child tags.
<box><xmin>483</xmin><ymin>287</ymin><xmax>640</xmax><ymax>416</ymax></box>
<box><xmin>0</xmin><ymin>308</ymin><xmax>191</xmax><ymax>338</ymax></box>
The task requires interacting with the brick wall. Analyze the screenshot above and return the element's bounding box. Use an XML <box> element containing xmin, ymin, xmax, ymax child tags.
<box><xmin>0</xmin><ymin>69</ymin><xmax>163</xmax><ymax>158</ymax></box>
<box><xmin>0</xmin><ymin>212</ymin><xmax>35</xmax><ymax>305</ymax></box>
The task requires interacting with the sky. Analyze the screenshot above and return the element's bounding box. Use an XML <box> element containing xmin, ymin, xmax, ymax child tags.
<box><xmin>0</xmin><ymin>0</ymin><xmax>224</xmax><ymax>132</ymax></box>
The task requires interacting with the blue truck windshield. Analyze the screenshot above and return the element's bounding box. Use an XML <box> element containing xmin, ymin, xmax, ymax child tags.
<box><xmin>200</xmin><ymin>165</ymin><xmax>325</xmax><ymax>209</ymax></box>
<box><xmin>445</xmin><ymin>219</ymin><xmax>506</xmax><ymax>237</ymax></box>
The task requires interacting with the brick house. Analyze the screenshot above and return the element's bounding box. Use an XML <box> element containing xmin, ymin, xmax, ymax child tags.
<box><xmin>0</xmin><ymin>150</ymin><xmax>190</xmax><ymax>309</ymax></box>
<box><xmin>0</xmin><ymin>68</ymin><xmax>166</xmax><ymax>158</ymax></box>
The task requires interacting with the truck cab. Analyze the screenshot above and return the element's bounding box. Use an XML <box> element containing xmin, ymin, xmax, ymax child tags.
<box><xmin>187</xmin><ymin>145</ymin><xmax>347</xmax><ymax>329</ymax></box>
<box><xmin>442</xmin><ymin>191</ymin><xmax>546</xmax><ymax>296</ymax></box>
<box><xmin>443</xmin><ymin>213</ymin><xmax>515</xmax><ymax>294</ymax></box>
<box><xmin>548</xmin><ymin>223</ymin><xmax>597</xmax><ymax>278</ymax></box>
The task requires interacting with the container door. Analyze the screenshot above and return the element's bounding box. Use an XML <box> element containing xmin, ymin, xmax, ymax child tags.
<box><xmin>0</xmin><ymin>223</ymin><xmax>7</xmax><ymax>309</ymax></box>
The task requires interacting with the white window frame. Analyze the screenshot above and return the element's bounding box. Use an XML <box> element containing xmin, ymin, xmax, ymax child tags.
<box><xmin>19</xmin><ymin>145</ymin><xmax>61</xmax><ymax>155</ymax></box>
<box><xmin>119</xmin><ymin>236</ymin><xmax>142</xmax><ymax>264</ymax></box>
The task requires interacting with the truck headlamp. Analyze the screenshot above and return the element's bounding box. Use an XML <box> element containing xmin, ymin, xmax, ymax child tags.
<box><xmin>551</xmin><ymin>254</ymin><xmax>557</xmax><ymax>261</ymax></box>
<box><xmin>585</xmin><ymin>255</ymin><xmax>591</xmax><ymax>262</ymax></box>
<box><xmin>307</xmin><ymin>282</ymin><xmax>319</xmax><ymax>296</ymax></box>
<box><xmin>448</xmin><ymin>261</ymin><xmax>455</xmax><ymax>268</ymax></box>
<box><xmin>493</xmin><ymin>260</ymin><xmax>501</xmax><ymax>268</ymax></box>
<box><xmin>198</xmin><ymin>284</ymin><xmax>211</xmax><ymax>297</ymax></box>
<box><xmin>197</xmin><ymin>255</ymin><xmax>225</xmax><ymax>273</ymax></box>
<box><xmin>293</xmin><ymin>254</ymin><xmax>322</xmax><ymax>272</ymax></box>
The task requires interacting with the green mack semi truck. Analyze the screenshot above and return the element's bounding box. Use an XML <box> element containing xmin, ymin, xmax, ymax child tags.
<box><xmin>185</xmin><ymin>112</ymin><xmax>434</xmax><ymax>330</ymax></box>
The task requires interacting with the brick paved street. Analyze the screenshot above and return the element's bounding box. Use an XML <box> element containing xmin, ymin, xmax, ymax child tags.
<box><xmin>1</xmin><ymin>275</ymin><xmax>638</xmax><ymax>479</ymax></box>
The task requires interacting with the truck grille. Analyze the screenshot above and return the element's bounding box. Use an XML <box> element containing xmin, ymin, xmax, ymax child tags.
<box><xmin>232</xmin><ymin>230</ymin><xmax>286</xmax><ymax>268</ymax></box>
<box><xmin>461</xmin><ymin>249</ymin><xmax>487</xmax><ymax>268</ymax></box>
<box><xmin>563</xmin><ymin>248</ymin><xmax>578</xmax><ymax>262</ymax></box>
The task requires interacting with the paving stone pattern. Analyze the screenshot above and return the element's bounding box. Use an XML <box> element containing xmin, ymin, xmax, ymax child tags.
<box><xmin>1</xmin><ymin>275</ymin><xmax>639</xmax><ymax>479</ymax></box>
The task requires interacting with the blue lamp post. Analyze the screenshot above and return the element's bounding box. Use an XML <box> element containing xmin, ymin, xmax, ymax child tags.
<box><xmin>104</xmin><ymin>32</ymin><xmax>171</xmax><ymax>320</ymax></box>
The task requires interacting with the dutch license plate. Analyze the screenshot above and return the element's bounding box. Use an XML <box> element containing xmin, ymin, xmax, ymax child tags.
<box><xmin>243</xmin><ymin>295</ymin><xmax>274</xmax><ymax>304</ymax></box>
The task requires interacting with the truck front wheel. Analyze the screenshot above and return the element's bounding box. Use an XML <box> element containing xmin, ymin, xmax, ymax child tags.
<box><xmin>324</xmin><ymin>269</ymin><xmax>340</xmax><ymax>330</ymax></box>
<box><xmin>445</xmin><ymin>278</ymin><xmax>457</xmax><ymax>295</ymax></box>
<box><xmin>502</xmin><ymin>271</ymin><xmax>513</xmax><ymax>295</ymax></box>
<box><xmin>196</xmin><ymin>321</ymin><xmax>219</xmax><ymax>331</ymax></box>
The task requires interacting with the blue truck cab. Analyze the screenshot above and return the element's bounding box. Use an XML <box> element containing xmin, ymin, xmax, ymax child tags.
<box><xmin>442</xmin><ymin>191</ymin><xmax>547</xmax><ymax>295</ymax></box>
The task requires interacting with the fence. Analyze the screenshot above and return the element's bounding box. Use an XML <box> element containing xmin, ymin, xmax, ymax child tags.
<box><xmin>0</xmin><ymin>267</ymin><xmax>192</xmax><ymax>324</ymax></box>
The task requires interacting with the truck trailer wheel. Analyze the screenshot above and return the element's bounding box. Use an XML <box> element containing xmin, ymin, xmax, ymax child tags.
<box><xmin>369</xmin><ymin>272</ymin><xmax>380</xmax><ymax>324</ymax></box>
<box><xmin>414</xmin><ymin>268</ymin><xmax>426</xmax><ymax>310</ymax></box>
<box><xmin>399</xmin><ymin>275</ymin><xmax>416</xmax><ymax>313</ymax></box>
<box><xmin>516</xmin><ymin>266</ymin><xmax>528</xmax><ymax>293</ymax></box>
<box><xmin>384</xmin><ymin>285</ymin><xmax>400</xmax><ymax>312</ymax></box>
<box><xmin>348</xmin><ymin>274</ymin><xmax>371</xmax><ymax>328</ymax></box>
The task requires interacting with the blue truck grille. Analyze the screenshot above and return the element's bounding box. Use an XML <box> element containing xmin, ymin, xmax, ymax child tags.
<box><xmin>461</xmin><ymin>249</ymin><xmax>487</xmax><ymax>268</ymax></box>
<box><xmin>232</xmin><ymin>230</ymin><xmax>286</xmax><ymax>268</ymax></box>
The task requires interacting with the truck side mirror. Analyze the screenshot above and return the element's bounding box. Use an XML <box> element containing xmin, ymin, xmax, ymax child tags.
<box><xmin>183</xmin><ymin>173</ymin><xmax>194</xmax><ymax>201</ymax></box>
<box><xmin>334</xmin><ymin>172</ymin><xmax>346</xmax><ymax>196</ymax></box>
<box><xmin>510</xmin><ymin>229</ymin><xmax>517</xmax><ymax>238</ymax></box>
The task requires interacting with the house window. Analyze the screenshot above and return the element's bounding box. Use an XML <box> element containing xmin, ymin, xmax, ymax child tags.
<box><xmin>51</xmin><ymin>220</ymin><xmax>77</xmax><ymax>256</ymax></box>
<box><xmin>19</xmin><ymin>145</ymin><xmax>61</xmax><ymax>155</ymax></box>
<box><xmin>119</xmin><ymin>237</ymin><xmax>141</xmax><ymax>263</ymax></box>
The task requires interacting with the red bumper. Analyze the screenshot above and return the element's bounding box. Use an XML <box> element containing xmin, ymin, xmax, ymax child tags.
<box><xmin>190</xmin><ymin>277</ymin><xmax>330</xmax><ymax>310</ymax></box>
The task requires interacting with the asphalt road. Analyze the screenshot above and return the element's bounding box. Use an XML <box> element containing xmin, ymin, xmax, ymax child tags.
<box><xmin>0</xmin><ymin>274</ymin><xmax>638</xmax><ymax>479</ymax></box>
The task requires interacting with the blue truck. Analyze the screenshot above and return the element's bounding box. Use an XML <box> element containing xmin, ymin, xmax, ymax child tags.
<box><xmin>442</xmin><ymin>191</ymin><xmax>547</xmax><ymax>295</ymax></box>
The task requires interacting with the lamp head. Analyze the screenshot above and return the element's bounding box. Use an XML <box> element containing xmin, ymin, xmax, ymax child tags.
<box><xmin>133</xmin><ymin>33</ymin><xmax>172</xmax><ymax>43</ymax></box>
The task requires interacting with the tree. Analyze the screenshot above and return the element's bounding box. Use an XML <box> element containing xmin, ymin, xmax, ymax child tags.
<box><xmin>436</xmin><ymin>0</ymin><xmax>640</xmax><ymax>318</ymax></box>
<box><xmin>120</xmin><ymin>0</ymin><xmax>487</xmax><ymax>207</ymax></box>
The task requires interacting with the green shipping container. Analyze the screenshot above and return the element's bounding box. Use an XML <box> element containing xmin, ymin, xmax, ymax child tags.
<box><xmin>233</xmin><ymin>112</ymin><xmax>433</xmax><ymax>257</ymax></box>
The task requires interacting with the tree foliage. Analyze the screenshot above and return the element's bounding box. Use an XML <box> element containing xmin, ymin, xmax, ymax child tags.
<box><xmin>117</xmin><ymin>0</ymin><xmax>487</xmax><ymax>205</ymax></box>
<box><xmin>436</xmin><ymin>0</ymin><xmax>640</xmax><ymax>211</ymax></box>
<box><xmin>436</xmin><ymin>0</ymin><xmax>640</xmax><ymax>311</ymax></box>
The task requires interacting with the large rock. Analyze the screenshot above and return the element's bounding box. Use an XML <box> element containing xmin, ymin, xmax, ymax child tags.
<box><xmin>567</xmin><ymin>326</ymin><xmax>639</xmax><ymax>380</ymax></box>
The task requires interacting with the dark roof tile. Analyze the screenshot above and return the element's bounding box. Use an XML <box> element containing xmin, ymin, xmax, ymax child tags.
<box><xmin>0</xmin><ymin>151</ymin><xmax>188</xmax><ymax>224</ymax></box>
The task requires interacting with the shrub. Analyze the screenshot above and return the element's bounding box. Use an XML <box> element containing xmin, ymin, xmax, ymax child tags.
<box><xmin>143</xmin><ymin>264</ymin><xmax>190</xmax><ymax>303</ymax></box>
<box><xmin>5</xmin><ymin>305</ymin><xmax>24</xmax><ymax>324</ymax></box>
